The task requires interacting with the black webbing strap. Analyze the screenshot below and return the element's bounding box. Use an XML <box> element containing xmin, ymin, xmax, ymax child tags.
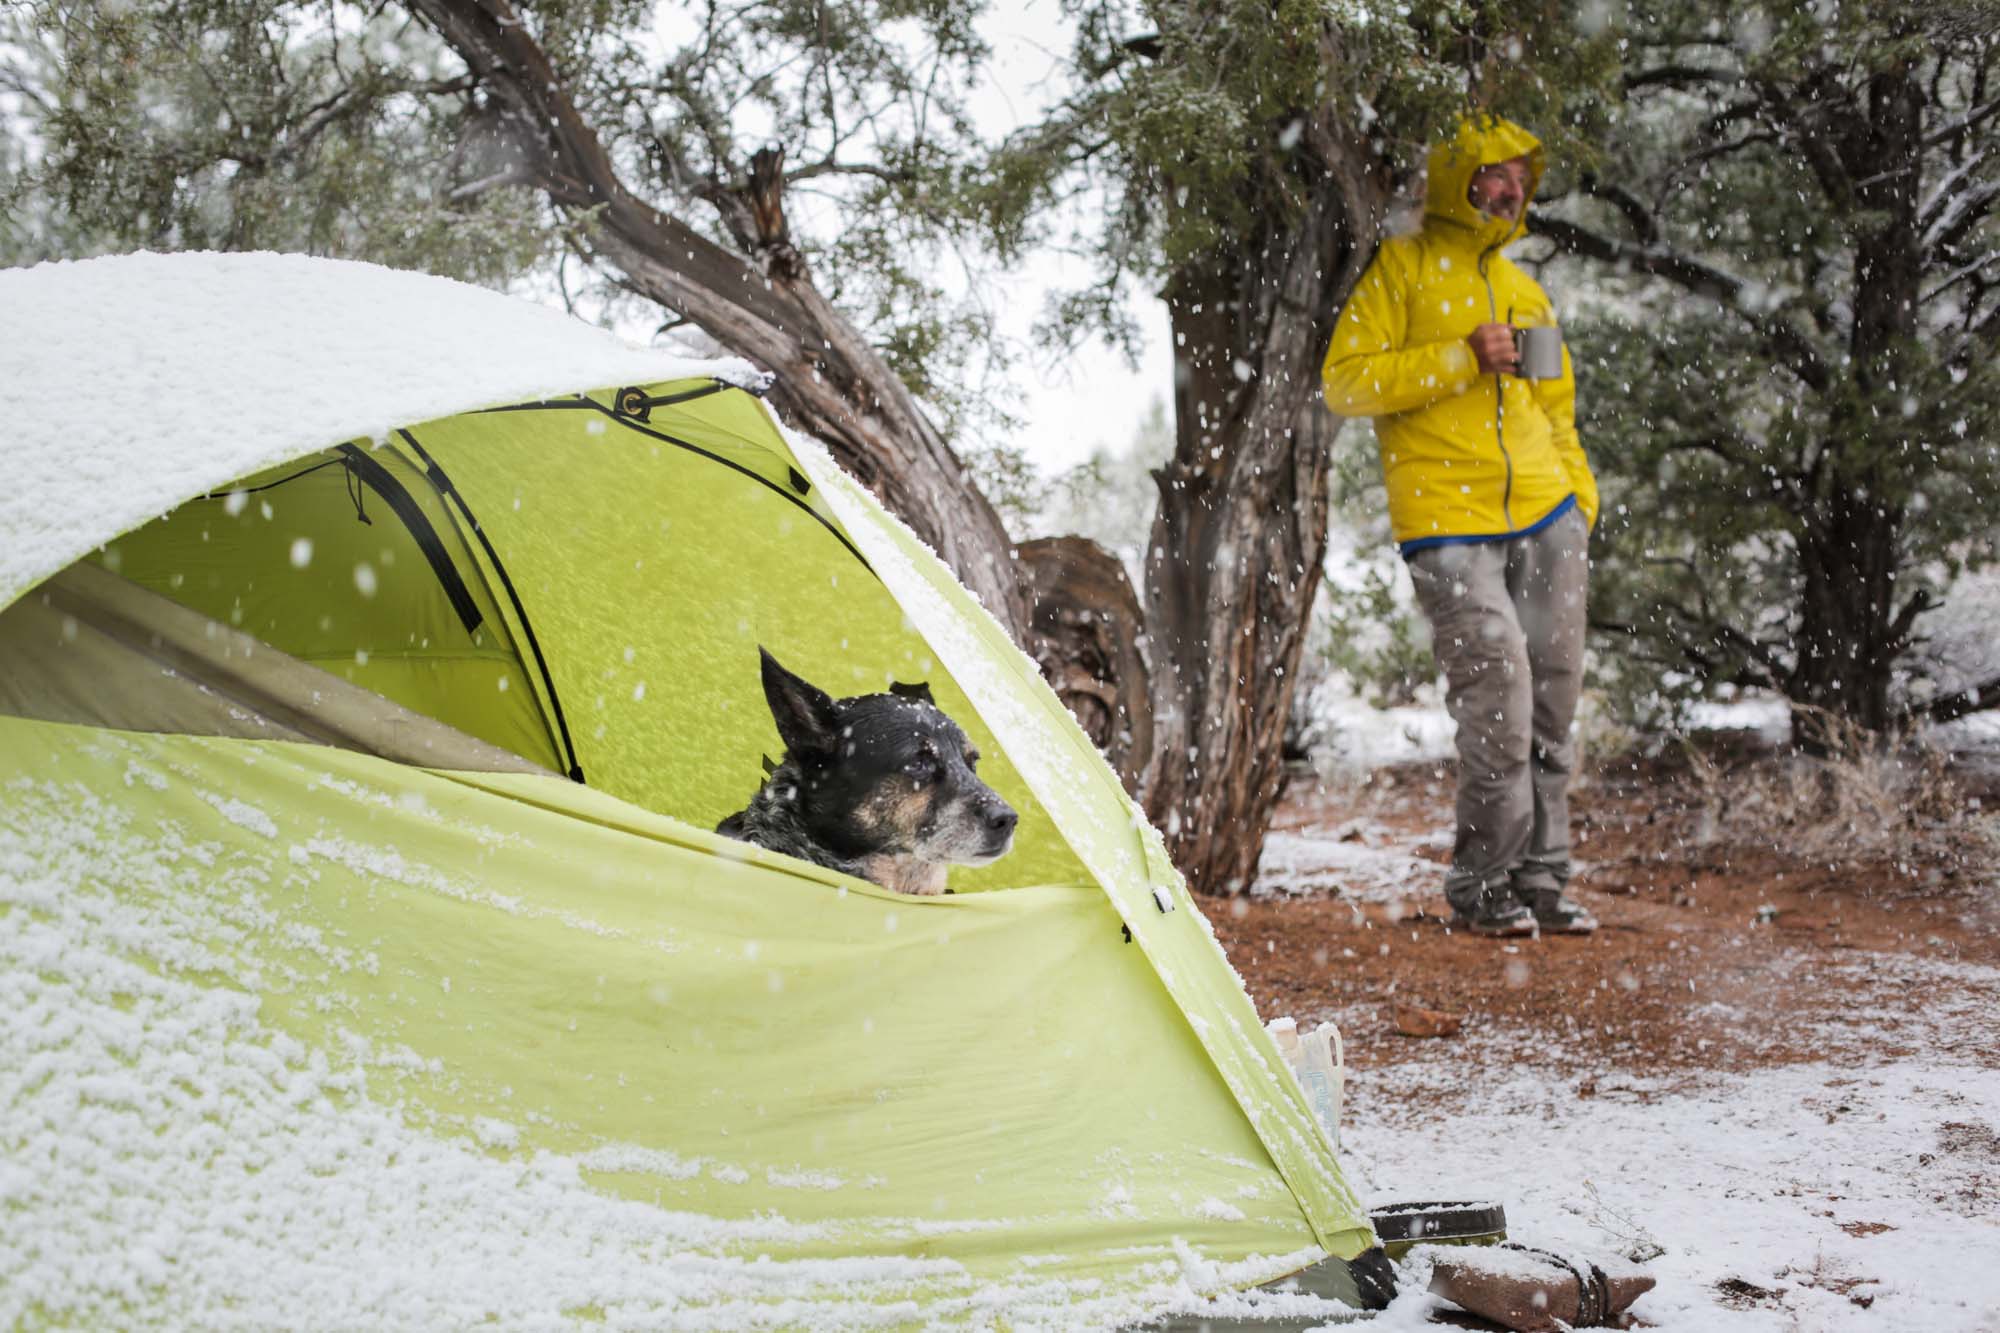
<box><xmin>333</xmin><ymin>445</ymin><xmax>483</xmax><ymax>636</ymax></box>
<box><xmin>1500</xmin><ymin>1243</ymin><xmax>1611</xmax><ymax>1326</ymax></box>
<box><xmin>612</xmin><ymin>380</ymin><xmax>731</xmax><ymax>420</ymax></box>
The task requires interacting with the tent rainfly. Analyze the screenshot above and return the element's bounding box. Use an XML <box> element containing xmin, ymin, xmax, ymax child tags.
<box><xmin>0</xmin><ymin>251</ymin><xmax>1390</xmax><ymax>1330</ymax></box>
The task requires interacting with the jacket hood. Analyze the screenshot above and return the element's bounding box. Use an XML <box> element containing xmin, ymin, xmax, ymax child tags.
<box><xmin>1425</xmin><ymin>115</ymin><xmax>1545</xmax><ymax>250</ymax></box>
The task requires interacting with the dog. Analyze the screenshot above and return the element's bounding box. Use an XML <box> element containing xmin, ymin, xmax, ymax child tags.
<box><xmin>717</xmin><ymin>648</ymin><xmax>1017</xmax><ymax>895</ymax></box>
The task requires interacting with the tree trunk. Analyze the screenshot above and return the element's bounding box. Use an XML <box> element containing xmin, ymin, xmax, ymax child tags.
<box><xmin>1141</xmin><ymin>126</ymin><xmax>1388</xmax><ymax>893</ymax></box>
<box><xmin>1786</xmin><ymin>64</ymin><xmax>1924</xmax><ymax>751</ymax></box>
<box><xmin>1790</xmin><ymin>481</ymin><xmax>1904</xmax><ymax>743</ymax></box>
<box><xmin>1017</xmin><ymin>536</ymin><xmax>1153</xmax><ymax>792</ymax></box>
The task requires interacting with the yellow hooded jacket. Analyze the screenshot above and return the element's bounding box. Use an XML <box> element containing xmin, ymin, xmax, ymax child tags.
<box><xmin>1322</xmin><ymin>117</ymin><xmax>1597</xmax><ymax>553</ymax></box>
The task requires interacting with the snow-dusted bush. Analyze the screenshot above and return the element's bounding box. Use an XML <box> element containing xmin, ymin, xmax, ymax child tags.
<box><xmin>1681</xmin><ymin>717</ymin><xmax>1998</xmax><ymax>888</ymax></box>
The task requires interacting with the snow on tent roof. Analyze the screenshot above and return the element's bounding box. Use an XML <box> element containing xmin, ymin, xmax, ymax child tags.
<box><xmin>0</xmin><ymin>250</ymin><xmax>759</xmax><ymax>609</ymax></box>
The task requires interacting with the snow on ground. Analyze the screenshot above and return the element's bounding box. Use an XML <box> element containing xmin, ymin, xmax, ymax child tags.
<box><xmin>1293</xmin><ymin>672</ymin><xmax>1804</xmax><ymax>787</ymax></box>
<box><xmin>1938</xmin><ymin>711</ymin><xmax>2000</xmax><ymax>795</ymax></box>
<box><xmin>1254</xmin><ymin>824</ymin><xmax>1445</xmax><ymax>904</ymax></box>
<box><xmin>1682</xmin><ymin>694</ymin><xmax>1792</xmax><ymax>740</ymax></box>
<box><xmin>1301</xmin><ymin>692</ymin><xmax>1459</xmax><ymax>777</ymax></box>
<box><xmin>1257</xmin><ymin>798</ymin><xmax>2000</xmax><ymax>1329</ymax></box>
<box><xmin>1261</xmin><ymin>681</ymin><xmax>2000</xmax><ymax>1331</ymax></box>
<box><xmin>1944</xmin><ymin>712</ymin><xmax>2000</xmax><ymax>754</ymax></box>
<box><xmin>1349</xmin><ymin>1050</ymin><xmax>2000</xmax><ymax>1330</ymax></box>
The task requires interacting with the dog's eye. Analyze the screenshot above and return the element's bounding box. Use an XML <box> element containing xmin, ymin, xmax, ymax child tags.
<box><xmin>906</xmin><ymin>748</ymin><xmax>939</xmax><ymax>782</ymax></box>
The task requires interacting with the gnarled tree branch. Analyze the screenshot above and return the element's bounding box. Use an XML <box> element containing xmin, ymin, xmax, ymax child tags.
<box><xmin>402</xmin><ymin>0</ymin><xmax>1028</xmax><ymax>633</ymax></box>
<box><xmin>1526</xmin><ymin>211</ymin><xmax>1832</xmax><ymax>393</ymax></box>
<box><xmin>1903</xmin><ymin>672</ymin><xmax>2000</xmax><ymax>724</ymax></box>
<box><xmin>1623</xmin><ymin>63</ymin><xmax>1741</xmax><ymax>93</ymax></box>
<box><xmin>1578</xmin><ymin>172</ymin><xmax>1660</xmax><ymax>246</ymax></box>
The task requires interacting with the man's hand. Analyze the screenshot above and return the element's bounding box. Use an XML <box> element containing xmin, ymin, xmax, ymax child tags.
<box><xmin>1467</xmin><ymin>323</ymin><xmax>1518</xmax><ymax>376</ymax></box>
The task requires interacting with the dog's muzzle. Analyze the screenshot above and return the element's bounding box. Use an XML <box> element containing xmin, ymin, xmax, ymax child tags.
<box><xmin>979</xmin><ymin>800</ymin><xmax>1018</xmax><ymax>858</ymax></box>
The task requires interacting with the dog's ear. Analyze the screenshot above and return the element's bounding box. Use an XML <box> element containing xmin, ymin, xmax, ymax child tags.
<box><xmin>759</xmin><ymin>647</ymin><xmax>840</xmax><ymax>759</ymax></box>
<box><xmin>887</xmin><ymin>679</ymin><xmax>935</xmax><ymax>706</ymax></box>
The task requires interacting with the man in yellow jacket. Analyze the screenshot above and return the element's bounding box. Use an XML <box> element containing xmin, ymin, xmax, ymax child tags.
<box><xmin>1323</xmin><ymin>115</ymin><xmax>1598</xmax><ymax>937</ymax></box>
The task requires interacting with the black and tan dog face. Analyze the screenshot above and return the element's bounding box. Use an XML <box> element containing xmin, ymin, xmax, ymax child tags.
<box><xmin>759</xmin><ymin>648</ymin><xmax>1016</xmax><ymax>893</ymax></box>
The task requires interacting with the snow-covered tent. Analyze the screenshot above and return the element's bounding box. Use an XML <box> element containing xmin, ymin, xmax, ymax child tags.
<box><xmin>0</xmin><ymin>252</ymin><xmax>1388</xmax><ymax>1328</ymax></box>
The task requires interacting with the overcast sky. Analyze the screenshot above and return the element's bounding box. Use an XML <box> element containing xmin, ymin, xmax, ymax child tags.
<box><xmin>967</xmin><ymin>4</ymin><xmax>1176</xmax><ymax>475</ymax></box>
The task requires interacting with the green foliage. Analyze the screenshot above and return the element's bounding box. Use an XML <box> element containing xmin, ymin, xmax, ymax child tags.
<box><xmin>818</xmin><ymin>213</ymin><xmax>1012</xmax><ymax>442</ymax></box>
<box><xmin>1</xmin><ymin>1</ymin><xmax>550</xmax><ymax>281</ymax></box>
<box><xmin>2</xmin><ymin>0</ymin><xmax>1015</xmax><ymax>436</ymax></box>
<box><xmin>1575</xmin><ymin>304</ymin><xmax>1800</xmax><ymax>685</ymax></box>
<box><xmin>976</xmin><ymin>0</ymin><xmax>1622</xmax><ymax>359</ymax></box>
<box><xmin>1551</xmin><ymin>0</ymin><xmax>2000</xmax><ymax>727</ymax></box>
<box><xmin>1317</xmin><ymin>563</ymin><xmax>1435</xmax><ymax>708</ymax></box>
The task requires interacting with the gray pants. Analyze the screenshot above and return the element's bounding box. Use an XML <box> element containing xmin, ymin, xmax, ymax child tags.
<box><xmin>1406</xmin><ymin>510</ymin><xmax>1589</xmax><ymax>918</ymax></box>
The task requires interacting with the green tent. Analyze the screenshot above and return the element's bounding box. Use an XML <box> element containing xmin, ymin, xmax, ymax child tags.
<box><xmin>0</xmin><ymin>253</ymin><xmax>1386</xmax><ymax>1329</ymax></box>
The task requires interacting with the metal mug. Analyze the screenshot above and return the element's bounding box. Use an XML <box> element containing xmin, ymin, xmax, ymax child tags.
<box><xmin>1513</xmin><ymin>325</ymin><xmax>1565</xmax><ymax>380</ymax></box>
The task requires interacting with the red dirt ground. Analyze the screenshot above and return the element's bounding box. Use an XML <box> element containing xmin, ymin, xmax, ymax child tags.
<box><xmin>1213</xmin><ymin>745</ymin><xmax>2000</xmax><ymax>1085</ymax></box>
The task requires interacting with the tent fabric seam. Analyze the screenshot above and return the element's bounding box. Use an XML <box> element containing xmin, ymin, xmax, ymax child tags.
<box><xmin>466</xmin><ymin>390</ymin><xmax>872</xmax><ymax>572</ymax></box>
<box><xmin>595</xmin><ymin>398</ymin><xmax>875</xmax><ymax>574</ymax></box>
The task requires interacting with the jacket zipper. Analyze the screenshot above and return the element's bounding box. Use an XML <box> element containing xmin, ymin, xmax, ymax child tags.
<box><xmin>1477</xmin><ymin>253</ymin><xmax>1515</xmax><ymax>531</ymax></box>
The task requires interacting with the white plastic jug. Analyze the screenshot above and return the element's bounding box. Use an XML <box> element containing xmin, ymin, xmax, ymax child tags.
<box><xmin>1265</xmin><ymin>1016</ymin><xmax>1344</xmax><ymax>1152</ymax></box>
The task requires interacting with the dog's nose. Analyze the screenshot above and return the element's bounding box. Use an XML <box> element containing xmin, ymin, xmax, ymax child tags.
<box><xmin>986</xmin><ymin>807</ymin><xmax>1017</xmax><ymax>837</ymax></box>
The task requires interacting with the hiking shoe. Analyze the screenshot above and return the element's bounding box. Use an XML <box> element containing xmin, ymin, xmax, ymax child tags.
<box><xmin>1525</xmin><ymin>888</ymin><xmax>1598</xmax><ymax>935</ymax></box>
<box><xmin>1455</xmin><ymin>894</ymin><xmax>1535</xmax><ymax>938</ymax></box>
